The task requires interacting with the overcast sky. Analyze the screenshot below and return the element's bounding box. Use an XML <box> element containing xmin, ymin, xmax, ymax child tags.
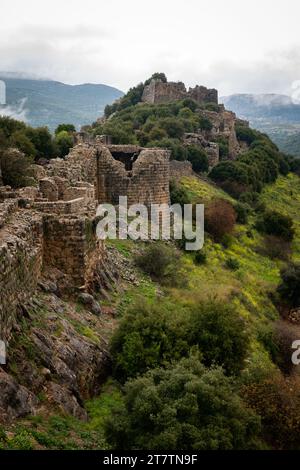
<box><xmin>1</xmin><ymin>0</ymin><xmax>300</xmax><ymax>96</ymax></box>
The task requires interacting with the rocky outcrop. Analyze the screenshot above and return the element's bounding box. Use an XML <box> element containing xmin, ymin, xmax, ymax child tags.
<box><xmin>0</xmin><ymin>369</ymin><xmax>38</xmax><ymax>421</ymax></box>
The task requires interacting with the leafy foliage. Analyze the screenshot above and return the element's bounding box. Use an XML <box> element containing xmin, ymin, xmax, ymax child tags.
<box><xmin>189</xmin><ymin>300</ymin><xmax>249</xmax><ymax>375</ymax></box>
<box><xmin>256</xmin><ymin>210</ymin><xmax>294</xmax><ymax>241</ymax></box>
<box><xmin>205</xmin><ymin>198</ymin><xmax>237</xmax><ymax>242</ymax></box>
<box><xmin>277</xmin><ymin>263</ymin><xmax>300</xmax><ymax>308</ymax></box>
<box><xmin>105</xmin><ymin>353</ymin><xmax>262</xmax><ymax>450</ymax></box>
<box><xmin>210</xmin><ymin>124</ymin><xmax>290</xmax><ymax>196</ymax></box>
<box><xmin>0</xmin><ymin>148</ymin><xmax>32</xmax><ymax>188</ymax></box>
<box><xmin>110</xmin><ymin>300</ymin><xmax>190</xmax><ymax>382</ymax></box>
<box><xmin>135</xmin><ymin>243</ymin><xmax>183</xmax><ymax>285</ymax></box>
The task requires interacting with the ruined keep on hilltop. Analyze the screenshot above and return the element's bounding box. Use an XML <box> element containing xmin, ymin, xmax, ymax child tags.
<box><xmin>142</xmin><ymin>79</ymin><xmax>218</xmax><ymax>105</ymax></box>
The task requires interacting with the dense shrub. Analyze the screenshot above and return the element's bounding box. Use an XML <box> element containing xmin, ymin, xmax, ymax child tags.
<box><xmin>288</xmin><ymin>156</ymin><xmax>300</xmax><ymax>176</ymax></box>
<box><xmin>225</xmin><ymin>257</ymin><xmax>240</xmax><ymax>271</ymax></box>
<box><xmin>273</xmin><ymin>320</ymin><xmax>300</xmax><ymax>374</ymax></box>
<box><xmin>169</xmin><ymin>180</ymin><xmax>191</xmax><ymax>206</ymax></box>
<box><xmin>186</xmin><ymin>145</ymin><xmax>208</xmax><ymax>173</ymax></box>
<box><xmin>205</xmin><ymin>198</ymin><xmax>237</xmax><ymax>242</ymax></box>
<box><xmin>135</xmin><ymin>243</ymin><xmax>183</xmax><ymax>286</ymax></box>
<box><xmin>235</xmin><ymin>125</ymin><xmax>259</xmax><ymax>145</ymax></box>
<box><xmin>243</xmin><ymin>374</ymin><xmax>300</xmax><ymax>449</ymax></box>
<box><xmin>257</xmin><ymin>235</ymin><xmax>291</xmax><ymax>261</ymax></box>
<box><xmin>54</xmin><ymin>131</ymin><xmax>74</xmax><ymax>158</ymax></box>
<box><xmin>194</xmin><ymin>250</ymin><xmax>207</xmax><ymax>265</ymax></box>
<box><xmin>189</xmin><ymin>300</ymin><xmax>249</xmax><ymax>375</ymax></box>
<box><xmin>0</xmin><ymin>148</ymin><xmax>32</xmax><ymax>188</ymax></box>
<box><xmin>105</xmin><ymin>353</ymin><xmax>262</xmax><ymax>450</ymax></box>
<box><xmin>110</xmin><ymin>300</ymin><xmax>190</xmax><ymax>381</ymax></box>
<box><xmin>0</xmin><ymin>116</ymin><xmax>58</xmax><ymax>161</ymax></box>
<box><xmin>213</xmin><ymin>135</ymin><xmax>229</xmax><ymax>159</ymax></box>
<box><xmin>235</xmin><ymin>202</ymin><xmax>250</xmax><ymax>224</ymax></box>
<box><xmin>256</xmin><ymin>210</ymin><xmax>294</xmax><ymax>241</ymax></box>
<box><xmin>277</xmin><ymin>263</ymin><xmax>300</xmax><ymax>308</ymax></box>
<box><xmin>55</xmin><ymin>124</ymin><xmax>76</xmax><ymax>135</ymax></box>
<box><xmin>210</xmin><ymin>127</ymin><xmax>286</xmax><ymax>196</ymax></box>
<box><xmin>26</xmin><ymin>126</ymin><xmax>57</xmax><ymax>160</ymax></box>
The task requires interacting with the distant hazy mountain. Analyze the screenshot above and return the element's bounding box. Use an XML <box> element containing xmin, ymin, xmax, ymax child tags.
<box><xmin>221</xmin><ymin>94</ymin><xmax>300</xmax><ymax>156</ymax></box>
<box><xmin>0</xmin><ymin>74</ymin><xmax>124</xmax><ymax>131</ymax></box>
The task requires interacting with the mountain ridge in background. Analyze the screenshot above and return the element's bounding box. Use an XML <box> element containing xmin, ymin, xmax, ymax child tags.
<box><xmin>221</xmin><ymin>93</ymin><xmax>300</xmax><ymax>156</ymax></box>
<box><xmin>0</xmin><ymin>74</ymin><xmax>124</xmax><ymax>131</ymax></box>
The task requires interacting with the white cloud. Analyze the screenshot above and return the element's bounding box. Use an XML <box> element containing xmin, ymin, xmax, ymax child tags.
<box><xmin>0</xmin><ymin>0</ymin><xmax>299</xmax><ymax>95</ymax></box>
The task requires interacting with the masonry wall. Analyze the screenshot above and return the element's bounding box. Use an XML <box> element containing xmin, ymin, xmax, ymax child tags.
<box><xmin>0</xmin><ymin>212</ymin><xmax>43</xmax><ymax>341</ymax></box>
<box><xmin>96</xmin><ymin>146</ymin><xmax>170</xmax><ymax>207</ymax></box>
<box><xmin>142</xmin><ymin>79</ymin><xmax>218</xmax><ymax>105</ymax></box>
<box><xmin>43</xmin><ymin>215</ymin><xmax>99</xmax><ymax>288</ymax></box>
<box><xmin>169</xmin><ymin>160</ymin><xmax>193</xmax><ymax>180</ymax></box>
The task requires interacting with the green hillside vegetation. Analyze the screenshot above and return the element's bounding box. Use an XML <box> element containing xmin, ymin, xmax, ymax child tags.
<box><xmin>0</xmin><ymin>117</ymin><xmax>77</xmax><ymax>187</ymax></box>
<box><xmin>2</xmin><ymin>76</ymin><xmax>300</xmax><ymax>449</ymax></box>
<box><xmin>3</xmin><ymin>172</ymin><xmax>300</xmax><ymax>450</ymax></box>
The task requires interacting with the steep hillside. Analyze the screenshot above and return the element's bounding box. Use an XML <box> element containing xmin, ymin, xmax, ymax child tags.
<box><xmin>221</xmin><ymin>94</ymin><xmax>300</xmax><ymax>156</ymax></box>
<box><xmin>0</xmin><ymin>75</ymin><xmax>124</xmax><ymax>131</ymax></box>
<box><xmin>1</xmin><ymin>172</ymin><xmax>300</xmax><ymax>449</ymax></box>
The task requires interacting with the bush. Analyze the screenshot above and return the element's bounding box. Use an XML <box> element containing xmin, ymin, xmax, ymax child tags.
<box><xmin>225</xmin><ymin>257</ymin><xmax>240</xmax><ymax>271</ymax></box>
<box><xmin>194</xmin><ymin>250</ymin><xmax>207</xmax><ymax>265</ymax></box>
<box><xmin>55</xmin><ymin>131</ymin><xmax>74</xmax><ymax>158</ymax></box>
<box><xmin>110</xmin><ymin>300</ymin><xmax>190</xmax><ymax>382</ymax></box>
<box><xmin>235</xmin><ymin>202</ymin><xmax>250</xmax><ymax>224</ymax></box>
<box><xmin>189</xmin><ymin>300</ymin><xmax>249</xmax><ymax>375</ymax></box>
<box><xmin>105</xmin><ymin>352</ymin><xmax>262</xmax><ymax>450</ymax></box>
<box><xmin>205</xmin><ymin>199</ymin><xmax>237</xmax><ymax>242</ymax></box>
<box><xmin>221</xmin><ymin>233</ymin><xmax>234</xmax><ymax>248</ymax></box>
<box><xmin>235</xmin><ymin>125</ymin><xmax>258</xmax><ymax>145</ymax></box>
<box><xmin>257</xmin><ymin>235</ymin><xmax>291</xmax><ymax>261</ymax></box>
<box><xmin>186</xmin><ymin>145</ymin><xmax>208</xmax><ymax>173</ymax></box>
<box><xmin>135</xmin><ymin>243</ymin><xmax>183</xmax><ymax>286</ymax></box>
<box><xmin>256</xmin><ymin>211</ymin><xmax>294</xmax><ymax>241</ymax></box>
<box><xmin>277</xmin><ymin>263</ymin><xmax>300</xmax><ymax>308</ymax></box>
<box><xmin>0</xmin><ymin>148</ymin><xmax>32</xmax><ymax>188</ymax></box>
<box><xmin>243</xmin><ymin>374</ymin><xmax>300</xmax><ymax>449</ymax></box>
<box><xmin>239</xmin><ymin>191</ymin><xmax>260</xmax><ymax>207</ymax></box>
<box><xmin>273</xmin><ymin>320</ymin><xmax>300</xmax><ymax>374</ymax></box>
<box><xmin>169</xmin><ymin>180</ymin><xmax>191</xmax><ymax>206</ymax></box>
<box><xmin>55</xmin><ymin>124</ymin><xmax>76</xmax><ymax>135</ymax></box>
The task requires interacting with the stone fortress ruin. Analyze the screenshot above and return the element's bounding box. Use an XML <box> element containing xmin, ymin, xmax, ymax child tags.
<box><xmin>0</xmin><ymin>77</ymin><xmax>248</xmax><ymax>343</ymax></box>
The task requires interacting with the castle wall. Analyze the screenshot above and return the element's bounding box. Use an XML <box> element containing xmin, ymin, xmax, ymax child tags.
<box><xmin>96</xmin><ymin>146</ymin><xmax>170</xmax><ymax>207</ymax></box>
<box><xmin>0</xmin><ymin>212</ymin><xmax>43</xmax><ymax>341</ymax></box>
<box><xmin>169</xmin><ymin>160</ymin><xmax>193</xmax><ymax>180</ymax></box>
<box><xmin>43</xmin><ymin>215</ymin><xmax>99</xmax><ymax>289</ymax></box>
<box><xmin>142</xmin><ymin>79</ymin><xmax>218</xmax><ymax>105</ymax></box>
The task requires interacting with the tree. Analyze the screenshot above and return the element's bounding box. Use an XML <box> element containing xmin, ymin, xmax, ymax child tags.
<box><xmin>256</xmin><ymin>210</ymin><xmax>294</xmax><ymax>241</ymax></box>
<box><xmin>10</xmin><ymin>131</ymin><xmax>37</xmax><ymax>159</ymax></box>
<box><xmin>243</xmin><ymin>374</ymin><xmax>300</xmax><ymax>449</ymax></box>
<box><xmin>186</xmin><ymin>145</ymin><xmax>208</xmax><ymax>173</ymax></box>
<box><xmin>158</xmin><ymin>118</ymin><xmax>185</xmax><ymax>139</ymax></box>
<box><xmin>54</xmin><ymin>131</ymin><xmax>74</xmax><ymax>157</ymax></box>
<box><xmin>135</xmin><ymin>243</ymin><xmax>182</xmax><ymax>285</ymax></box>
<box><xmin>189</xmin><ymin>300</ymin><xmax>249</xmax><ymax>375</ymax></box>
<box><xmin>110</xmin><ymin>300</ymin><xmax>190</xmax><ymax>382</ymax></box>
<box><xmin>55</xmin><ymin>124</ymin><xmax>76</xmax><ymax>135</ymax></box>
<box><xmin>235</xmin><ymin>125</ymin><xmax>258</xmax><ymax>145</ymax></box>
<box><xmin>205</xmin><ymin>198</ymin><xmax>236</xmax><ymax>242</ymax></box>
<box><xmin>105</xmin><ymin>352</ymin><xmax>262</xmax><ymax>450</ymax></box>
<box><xmin>0</xmin><ymin>148</ymin><xmax>31</xmax><ymax>188</ymax></box>
<box><xmin>26</xmin><ymin>127</ymin><xmax>56</xmax><ymax>160</ymax></box>
<box><xmin>277</xmin><ymin>263</ymin><xmax>300</xmax><ymax>308</ymax></box>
